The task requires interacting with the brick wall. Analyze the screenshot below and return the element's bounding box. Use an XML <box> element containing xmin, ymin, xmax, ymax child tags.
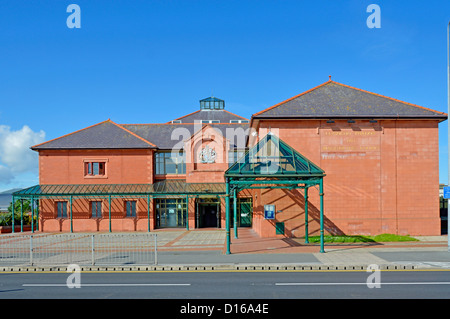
<box><xmin>253</xmin><ymin>119</ymin><xmax>441</xmax><ymax>236</ymax></box>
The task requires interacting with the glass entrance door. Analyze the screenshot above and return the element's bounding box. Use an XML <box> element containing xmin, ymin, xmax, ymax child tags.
<box><xmin>231</xmin><ymin>197</ymin><xmax>253</xmax><ymax>227</ymax></box>
<box><xmin>156</xmin><ymin>198</ymin><xmax>186</xmax><ymax>228</ymax></box>
<box><xmin>196</xmin><ymin>198</ymin><xmax>221</xmax><ymax>228</ymax></box>
<box><xmin>239</xmin><ymin>200</ymin><xmax>252</xmax><ymax>227</ymax></box>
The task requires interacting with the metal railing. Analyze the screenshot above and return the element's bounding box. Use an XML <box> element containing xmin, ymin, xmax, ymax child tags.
<box><xmin>0</xmin><ymin>233</ymin><xmax>157</xmax><ymax>266</ymax></box>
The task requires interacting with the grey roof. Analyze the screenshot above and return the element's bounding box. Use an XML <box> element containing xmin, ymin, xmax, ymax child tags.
<box><xmin>123</xmin><ymin>123</ymin><xmax>249</xmax><ymax>150</ymax></box>
<box><xmin>171</xmin><ymin>110</ymin><xmax>249</xmax><ymax>123</ymax></box>
<box><xmin>31</xmin><ymin>120</ymin><xmax>155</xmax><ymax>150</ymax></box>
<box><xmin>253</xmin><ymin>81</ymin><xmax>447</xmax><ymax>120</ymax></box>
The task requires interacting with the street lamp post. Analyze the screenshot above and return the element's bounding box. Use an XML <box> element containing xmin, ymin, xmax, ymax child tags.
<box><xmin>447</xmin><ymin>21</ymin><xmax>450</xmax><ymax>252</ymax></box>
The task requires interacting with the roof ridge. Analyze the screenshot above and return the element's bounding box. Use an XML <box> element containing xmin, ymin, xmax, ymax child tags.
<box><xmin>251</xmin><ymin>79</ymin><xmax>447</xmax><ymax>120</ymax></box>
<box><xmin>30</xmin><ymin>119</ymin><xmax>111</xmax><ymax>150</ymax></box>
<box><xmin>108</xmin><ymin>120</ymin><xmax>157</xmax><ymax>148</ymax></box>
<box><xmin>121</xmin><ymin>122</ymin><xmax>248</xmax><ymax>126</ymax></box>
<box><xmin>330</xmin><ymin>80</ymin><xmax>447</xmax><ymax>116</ymax></box>
<box><xmin>252</xmin><ymin>80</ymin><xmax>331</xmax><ymax>117</ymax></box>
<box><xmin>169</xmin><ymin>110</ymin><xmax>201</xmax><ymax>123</ymax></box>
<box><xmin>222</xmin><ymin>109</ymin><xmax>250</xmax><ymax>120</ymax></box>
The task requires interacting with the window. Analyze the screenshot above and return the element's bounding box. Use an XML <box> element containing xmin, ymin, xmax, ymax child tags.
<box><xmin>155</xmin><ymin>198</ymin><xmax>186</xmax><ymax>228</ymax></box>
<box><xmin>57</xmin><ymin>201</ymin><xmax>67</xmax><ymax>218</ymax></box>
<box><xmin>230</xmin><ymin>120</ymin><xmax>249</xmax><ymax>123</ymax></box>
<box><xmin>85</xmin><ymin>161</ymin><xmax>106</xmax><ymax>176</ymax></box>
<box><xmin>125</xmin><ymin>201</ymin><xmax>137</xmax><ymax>217</ymax></box>
<box><xmin>91</xmin><ymin>201</ymin><xmax>102</xmax><ymax>218</ymax></box>
<box><xmin>201</xmin><ymin>120</ymin><xmax>220</xmax><ymax>123</ymax></box>
<box><xmin>228</xmin><ymin>149</ymin><xmax>246</xmax><ymax>167</ymax></box>
<box><xmin>155</xmin><ymin>151</ymin><xmax>186</xmax><ymax>175</ymax></box>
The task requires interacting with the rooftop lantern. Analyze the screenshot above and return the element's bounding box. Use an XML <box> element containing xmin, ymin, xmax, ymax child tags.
<box><xmin>200</xmin><ymin>96</ymin><xmax>225</xmax><ymax>110</ymax></box>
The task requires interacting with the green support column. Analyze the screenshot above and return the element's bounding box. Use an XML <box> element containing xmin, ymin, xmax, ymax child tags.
<box><xmin>186</xmin><ymin>195</ymin><xmax>189</xmax><ymax>230</ymax></box>
<box><xmin>233</xmin><ymin>188</ymin><xmax>238</xmax><ymax>239</ymax></box>
<box><xmin>147</xmin><ymin>195</ymin><xmax>151</xmax><ymax>232</ymax></box>
<box><xmin>31</xmin><ymin>197</ymin><xmax>34</xmax><ymax>233</ymax></box>
<box><xmin>69</xmin><ymin>195</ymin><xmax>73</xmax><ymax>233</ymax></box>
<box><xmin>108</xmin><ymin>195</ymin><xmax>112</xmax><ymax>233</ymax></box>
<box><xmin>20</xmin><ymin>199</ymin><xmax>23</xmax><ymax>232</ymax></box>
<box><xmin>319</xmin><ymin>179</ymin><xmax>325</xmax><ymax>253</ymax></box>
<box><xmin>225</xmin><ymin>178</ymin><xmax>231</xmax><ymax>255</ymax></box>
<box><xmin>11</xmin><ymin>196</ymin><xmax>15</xmax><ymax>233</ymax></box>
<box><xmin>304</xmin><ymin>187</ymin><xmax>309</xmax><ymax>244</ymax></box>
<box><xmin>35</xmin><ymin>199</ymin><xmax>39</xmax><ymax>231</ymax></box>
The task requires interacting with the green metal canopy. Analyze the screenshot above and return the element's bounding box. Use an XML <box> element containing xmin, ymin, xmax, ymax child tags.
<box><xmin>13</xmin><ymin>180</ymin><xmax>225</xmax><ymax>198</ymax></box>
<box><xmin>11</xmin><ymin>180</ymin><xmax>226</xmax><ymax>234</ymax></box>
<box><xmin>224</xmin><ymin>133</ymin><xmax>326</xmax><ymax>254</ymax></box>
<box><xmin>225</xmin><ymin>132</ymin><xmax>324</xmax><ymax>178</ymax></box>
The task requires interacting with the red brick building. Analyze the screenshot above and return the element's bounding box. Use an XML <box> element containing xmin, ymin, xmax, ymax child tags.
<box><xmin>14</xmin><ymin>79</ymin><xmax>447</xmax><ymax>238</ymax></box>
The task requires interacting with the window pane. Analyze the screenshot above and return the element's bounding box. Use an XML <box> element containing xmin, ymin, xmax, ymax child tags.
<box><xmin>99</xmin><ymin>163</ymin><xmax>105</xmax><ymax>175</ymax></box>
<box><xmin>126</xmin><ymin>201</ymin><xmax>136</xmax><ymax>217</ymax></box>
<box><xmin>93</xmin><ymin>162</ymin><xmax>99</xmax><ymax>175</ymax></box>
<box><xmin>165</xmin><ymin>155</ymin><xmax>176</xmax><ymax>174</ymax></box>
<box><xmin>57</xmin><ymin>202</ymin><xmax>67</xmax><ymax>218</ymax></box>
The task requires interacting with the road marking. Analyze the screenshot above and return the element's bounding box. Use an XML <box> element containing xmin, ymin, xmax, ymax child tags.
<box><xmin>275</xmin><ymin>282</ymin><xmax>450</xmax><ymax>286</ymax></box>
<box><xmin>23</xmin><ymin>283</ymin><xmax>191</xmax><ymax>287</ymax></box>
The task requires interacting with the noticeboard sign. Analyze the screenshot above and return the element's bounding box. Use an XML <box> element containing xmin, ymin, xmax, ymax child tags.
<box><xmin>264</xmin><ymin>205</ymin><xmax>275</xmax><ymax>219</ymax></box>
<box><xmin>444</xmin><ymin>187</ymin><xmax>450</xmax><ymax>199</ymax></box>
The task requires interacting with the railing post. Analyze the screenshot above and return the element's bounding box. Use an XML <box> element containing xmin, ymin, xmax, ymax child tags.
<box><xmin>147</xmin><ymin>194</ymin><xmax>151</xmax><ymax>232</ymax></box>
<box><xmin>154</xmin><ymin>234</ymin><xmax>157</xmax><ymax>265</ymax></box>
<box><xmin>91</xmin><ymin>235</ymin><xmax>95</xmax><ymax>266</ymax></box>
<box><xmin>30</xmin><ymin>235</ymin><xmax>33</xmax><ymax>266</ymax></box>
<box><xmin>233</xmin><ymin>188</ymin><xmax>238</xmax><ymax>239</ymax></box>
<box><xmin>20</xmin><ymin>199</ymin><xmax>23</xmax><ymax>232</ymax></box>
<box><xmin>11</xmin><ymin>195</ymin><xmax>15</xmax><ymax>233</ymax></box>
<box><xmin>31</xmin><ymin>196</ymin><xmax>35</xmax><ymax>233</ymax></box>
<box><xmin>186</xmin><ymin>195</ymin><xmax>189</xmax><ymax>230</ymax></box>
<box><xmin>69</xmin><ymin>195</ymin><xmax>73</xmax><ymax>233</ymax></box>
<box><xmin>108</xmin><ymin>195</ymin><xmax>112</xmax><ymax>233</ymax></box>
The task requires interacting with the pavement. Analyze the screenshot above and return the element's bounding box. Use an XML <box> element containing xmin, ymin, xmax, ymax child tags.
<box><xmin>151</xmin><ymin>228</ymin><xmax>450</xmax><ymax>271</ymax></box>
<box><xmin>1</xmin><ymin>228</ymin><xmax>450</xmax><ymax>271</ymax></box>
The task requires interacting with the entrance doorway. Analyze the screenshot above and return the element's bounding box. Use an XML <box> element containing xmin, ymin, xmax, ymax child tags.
<box><xmin>196</xmin><ymin>198</ymin><xmax>220</xmax><ymax>228</ymax></box>
<box><xmin>231</xmin><ymin>197</ymin><xmax>253</xmax><ymax>227</ymax></box>
<box><xmin>239</xmin><ymin>198</ymin><xmax>252</xmax><ymax>227</ymax></box>
<box><xmin>155</xmin><ymin>198</ymin><xmax>186</xmax><ymax>228</ymax></box>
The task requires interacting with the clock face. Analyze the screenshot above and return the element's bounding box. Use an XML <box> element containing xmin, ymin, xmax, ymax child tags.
<box><xmin>199</xmin><ymin>145</ymin><xmax>217</xmax><ymax>164</ymax></box>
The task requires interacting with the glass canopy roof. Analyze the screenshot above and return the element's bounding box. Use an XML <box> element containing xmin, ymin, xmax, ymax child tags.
<box><xmin>225</xmin><ymin>133</ymin><xmax>325</xmax><ymax>178</ymax></box>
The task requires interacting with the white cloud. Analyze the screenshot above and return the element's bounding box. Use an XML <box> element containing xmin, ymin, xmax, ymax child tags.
<box><xmin>0</xmin><ymin>164</ymin><xmax>14</xmax><ymax>184</ymax></box>
<box><xmin>0</xmin><ymin>125</ymin><xmax>45</xmax><ymax>186</ymax></box>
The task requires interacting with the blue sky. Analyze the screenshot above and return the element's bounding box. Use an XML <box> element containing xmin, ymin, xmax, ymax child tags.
<box><xmin>0</xmin><ymin>0</ymin><xmax>449</xmax><ymax>191</ymax></box>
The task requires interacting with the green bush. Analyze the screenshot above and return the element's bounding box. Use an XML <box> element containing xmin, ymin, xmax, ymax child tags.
<box><xmin>0</xmin><ymin>199</ymin><xmax>36</xmax><ymax>226</ymax></box>
<box><xmin>307</xmin><ymin>233</ymin><xmax>418</xmax><ymax>243</ymax></box>
<box><xmin>0</xmin><ymin>212</ymin><xmax>34</xmax><ymax>226</ymax></box>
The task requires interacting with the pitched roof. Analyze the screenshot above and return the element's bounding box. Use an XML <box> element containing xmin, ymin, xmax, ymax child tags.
<box><xmin>253</xmin><ymin>80</ymin><xmax>447</xmax><ymax>120</ymax></box>
<box><xmin>31</xmin><ymin>120</ymin><xmax>156</xmax><ymax>150</ymax></box>
<box><xmin>122</xmin><ymin>123</ymin><xmax>249</xmax><ymax>150</ymax></box>
<box><xmin>170</xmin><ymin>109</ymin><xmax>249</xmax><ymax>123</ymax></box>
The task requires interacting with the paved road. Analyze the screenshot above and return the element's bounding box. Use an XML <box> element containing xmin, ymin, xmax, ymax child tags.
<box><xmin>1</xmin><ymin>270</ymin><xmax>449</xmax><ymax>300</ymax></box>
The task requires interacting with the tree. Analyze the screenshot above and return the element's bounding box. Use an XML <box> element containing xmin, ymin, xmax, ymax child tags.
<box><xmin>0</xmin><ymin>199</ymin><xmax>33</xmax><ymax>226</ymax></box>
